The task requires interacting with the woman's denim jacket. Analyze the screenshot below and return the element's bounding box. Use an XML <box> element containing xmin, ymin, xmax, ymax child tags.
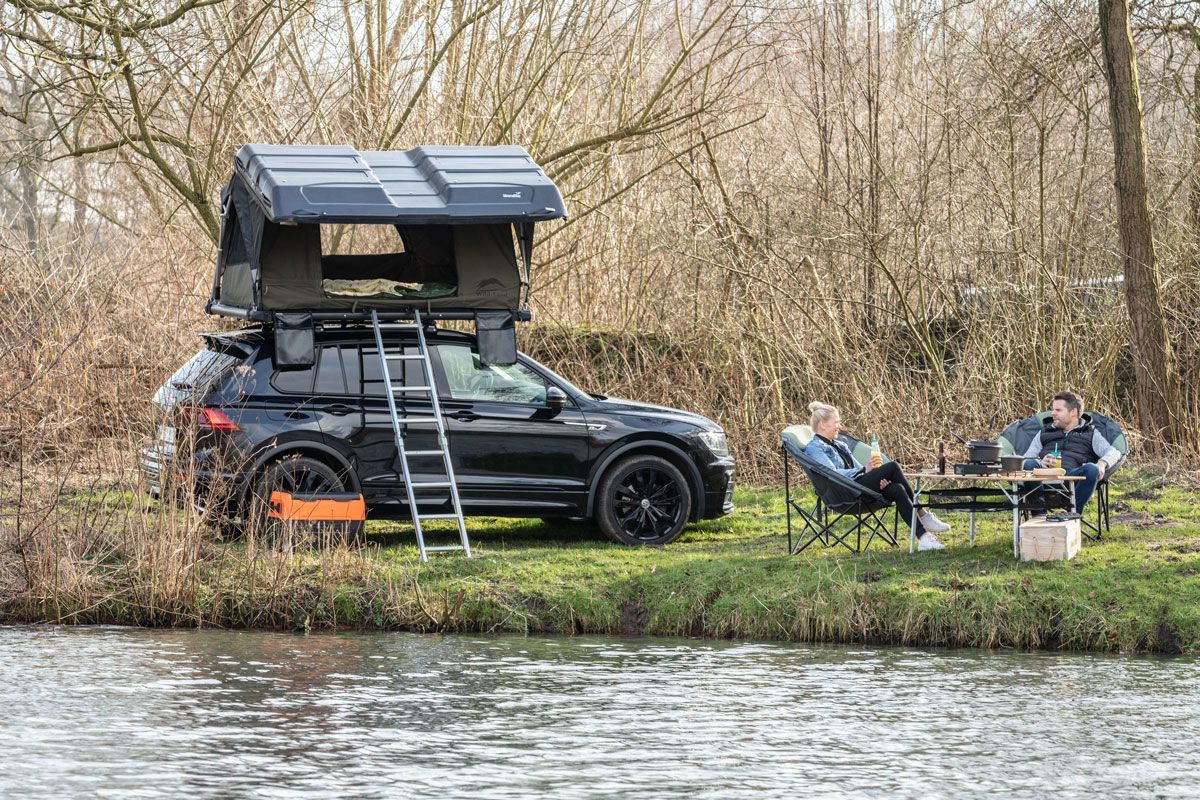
<box><xmin>804</xmin><ymin>435</ymin><xmax>864</xmax><ymax>478</ymax></box>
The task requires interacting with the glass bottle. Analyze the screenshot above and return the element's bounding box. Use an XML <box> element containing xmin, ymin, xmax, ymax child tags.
<box><xmin>937</xmin><ymin>440</ymin><xmax>947</xmax><ymax>474</ymax></box>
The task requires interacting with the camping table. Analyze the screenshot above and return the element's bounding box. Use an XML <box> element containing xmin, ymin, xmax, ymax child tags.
<box><xmin>906</xmin><ymin>471</ymin><xmax>1085</xmax><ymax>558</ymax></box>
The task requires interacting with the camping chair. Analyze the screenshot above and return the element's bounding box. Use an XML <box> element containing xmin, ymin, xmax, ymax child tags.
<box><xmin>998</xmin><ymin>410</ymin><xmax>1129</xmax><ymax>539</ymax></box>
<box><xmin>781</xmin><ymin>425</ymin><xmax>898</xmax><ymax>555</ymax></box>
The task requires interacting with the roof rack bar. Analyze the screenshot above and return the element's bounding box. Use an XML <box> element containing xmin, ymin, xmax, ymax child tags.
<box><xmin>295</xmin><ymin>309</ymin><xmax>531</xmax><ymax>323</ymax></box>
<box><xmin>206</xmin><ymin>303</ymin><xmax>534</xmax><ymax>324</ymax></box>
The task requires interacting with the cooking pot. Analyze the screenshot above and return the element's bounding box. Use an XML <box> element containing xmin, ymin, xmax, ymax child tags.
<box><xmin>956</xmin><ymin>435</ymin><xmax>1001</xmax><ymax>464</ymax></box>
<box><xmin>1001</xmin><ymin>454</ymin><xmax>1025</xmax><ymax>473</ymax></box>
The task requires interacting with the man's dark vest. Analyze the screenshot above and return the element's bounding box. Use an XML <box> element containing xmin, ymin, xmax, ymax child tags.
<box><xmin>1038</xmin><ymin>416</ymin><xmax>1099</xmax><ymax>471</ymax></box>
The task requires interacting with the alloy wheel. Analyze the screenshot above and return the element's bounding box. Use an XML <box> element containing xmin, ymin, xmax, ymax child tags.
<box><xmin>612</xmin><ymin>466</ymin><xmax>685</xmax><ymax>541</ymax></box>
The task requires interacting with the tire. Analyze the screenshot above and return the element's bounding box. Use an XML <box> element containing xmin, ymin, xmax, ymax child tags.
<box><xmin>595</xmin><ymin>455</ymin><xmax>692</xmax><ymax>546</ymax></box>
<box><xmin>247</xmin><ymin>455</ymin><xmax>364</xmax><ymax>548</ymax></box>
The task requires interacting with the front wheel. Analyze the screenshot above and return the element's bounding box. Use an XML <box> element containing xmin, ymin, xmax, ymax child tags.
<box><xmin>595</xmin><ymin>455</ymin><xmax>692</xmax><ymax>545</ymax></box>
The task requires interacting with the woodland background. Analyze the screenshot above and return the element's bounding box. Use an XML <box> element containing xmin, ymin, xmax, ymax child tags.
<box><xmin>3</xmin><ymin>0</ymin><xmax>1199</xmax><ymax>481</ymax></box>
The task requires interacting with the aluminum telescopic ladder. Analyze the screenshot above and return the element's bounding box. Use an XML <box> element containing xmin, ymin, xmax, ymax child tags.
<box><xmin>370</xmin><ymin>309</ymin><xmax>471</xmax><ymax>561</ymax></box>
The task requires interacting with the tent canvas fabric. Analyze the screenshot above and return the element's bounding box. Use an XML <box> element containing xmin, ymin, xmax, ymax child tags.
<box><xmin>215</xmin><ymin>177</ymin><xmax>522</xmax><ymax>313</ymax></box>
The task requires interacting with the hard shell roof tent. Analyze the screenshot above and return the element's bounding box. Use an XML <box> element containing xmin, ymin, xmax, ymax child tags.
<box><xmin>207</xmin><ymin>144</ymin><xmax>567</xmax><ymax>365</ymax></box>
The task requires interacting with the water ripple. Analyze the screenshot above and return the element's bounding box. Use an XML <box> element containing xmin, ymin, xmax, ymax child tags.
<box><xmin>2</xmin><ymin>627</ymin><xmax>1198</xmax><ymax>799</ymax></box>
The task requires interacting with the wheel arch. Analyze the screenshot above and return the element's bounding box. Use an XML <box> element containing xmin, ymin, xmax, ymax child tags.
<box><xmin>239</xmin><ymin>440</ymin><xmax>361</xmax><ymax>508</ymax></box>
<box><xmin>586</xmin><ymin>438</ymin><xmax>704</xmax><ymax>520</ymax></box>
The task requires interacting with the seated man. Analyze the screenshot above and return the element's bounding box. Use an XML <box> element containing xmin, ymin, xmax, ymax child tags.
<box><xmin>1021</xmin><ymin>391</ymin><xmax>1122</xmax><ymax>514</ymax></box>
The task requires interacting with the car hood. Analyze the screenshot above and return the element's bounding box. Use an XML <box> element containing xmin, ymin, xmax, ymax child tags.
<box><xmin>590</xmin><ymin>396</ymin><xmax>722</xmax><ymax>431</ymax></box>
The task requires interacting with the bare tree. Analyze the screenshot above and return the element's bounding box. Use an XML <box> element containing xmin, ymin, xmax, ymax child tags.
<box><xmin>1098</xmin><ymin>0</ymin><xmax>1183</xmax><ymax>445</ymax></box>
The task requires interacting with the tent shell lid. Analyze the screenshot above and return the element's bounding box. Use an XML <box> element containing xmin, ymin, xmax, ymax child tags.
<box><xmin>233</xmin><ymin>143</ymin><xmax>567</xmax><ymax>225</ymax></box>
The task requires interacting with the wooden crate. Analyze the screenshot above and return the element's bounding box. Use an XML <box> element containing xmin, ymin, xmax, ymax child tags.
<box><xmin>1019</xmin><ymin>515</ymin><xmax>1081</xmax><ymax>561</ymax></box>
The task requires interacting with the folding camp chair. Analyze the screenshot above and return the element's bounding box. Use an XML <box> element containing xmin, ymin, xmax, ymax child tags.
<box><xmin>998</xmin><ymin>410</ymin><xmax>1128</xmax><ymax>539</ymax></box>
<box><xmin>781</xmin><ymin>425</ymin><xmax>898</xmax><ymax>554</ymax></box>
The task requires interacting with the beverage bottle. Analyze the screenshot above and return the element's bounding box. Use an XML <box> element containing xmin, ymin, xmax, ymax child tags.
<box><xmin>870</xmin><ymin>434</ymin><xmax>881</xmax><ymax>466</ymax></box>
<box><xmin>937</xmin><ymin>440</ymin><xmax>947</xmax><ymax>474</ymax></box>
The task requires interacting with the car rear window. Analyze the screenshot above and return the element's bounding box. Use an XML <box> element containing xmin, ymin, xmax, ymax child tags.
<box><xmin>154</xmin><ymin>347</ymin><xmax>245</xmax><ymax>408</ymax></box>
<box><xmin>169</xmin><ymin>349</ymin><xmax>242</xmax><ymax>391</ymax></box>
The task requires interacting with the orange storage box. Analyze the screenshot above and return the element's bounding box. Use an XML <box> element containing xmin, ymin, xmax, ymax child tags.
<box><xmin>269</xmin><ymin>491</ymin><xmax>366</xmax><ymax>522</ymax></box>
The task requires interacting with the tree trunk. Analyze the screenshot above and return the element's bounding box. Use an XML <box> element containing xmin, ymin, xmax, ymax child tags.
<box><xmin>1097</xmin><ymin>0</ymin><xmax>1183</xmax><ymax>446</ymax></box>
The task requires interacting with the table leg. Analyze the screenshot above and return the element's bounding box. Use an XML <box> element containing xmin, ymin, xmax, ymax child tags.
<box><xmin>1071</xmin><ymin>482</ymin><xmax>1077</xmax><ymax>515</ymax></box>
<box><xmin>909</xmin><ymin>480</ymin><xmax>922</xmax><ymax>554</ymax></box>
<box><xmin>1012</xmin><ymin>501</ymin><xmax>1020</xmax><ymax>559</ymax></box>
<box><xmin>970</xmin><ymin>512</ymin><xmax>976</xmax><ymax>547</ymax></box>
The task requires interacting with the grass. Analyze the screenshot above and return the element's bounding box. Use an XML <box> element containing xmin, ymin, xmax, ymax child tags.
<box><xmin>4</xmin><ymin>468</ymin><xmax>1200</xmax><ymax>653</ymax></box>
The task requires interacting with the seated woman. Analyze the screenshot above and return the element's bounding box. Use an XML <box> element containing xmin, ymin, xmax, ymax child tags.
<box><xmin>803</xmin><ymin>401</ymin><xmax>949</xmax><ymax>552</ymax></box>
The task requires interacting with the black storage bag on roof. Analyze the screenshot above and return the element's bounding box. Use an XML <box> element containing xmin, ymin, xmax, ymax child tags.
<box><xmin>274</xmin><ymin>312</ymin><xmax>315</xmax><ymax>367</ymax></box>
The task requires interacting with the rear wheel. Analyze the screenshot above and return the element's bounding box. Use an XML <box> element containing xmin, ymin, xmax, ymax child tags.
<box><xmin>595</xmin><ymin>455</ymin><xmax>692</xmax><ymax>545</ymax></box>
<box><xmin>247</xmin><ymin>455</ymin><xmax>364</xmax><ymax>547</ymax></box>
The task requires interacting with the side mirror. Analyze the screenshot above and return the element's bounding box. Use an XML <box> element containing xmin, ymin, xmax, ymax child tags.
<box><xmin>546</xmin><ymin>386</ymin><xmax>567</xmax><ymax>411</ymax></box>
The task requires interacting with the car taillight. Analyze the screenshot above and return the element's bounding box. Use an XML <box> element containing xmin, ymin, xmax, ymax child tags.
<box><xmin>181</xmin><ymin>406</ymin><xmax>239</xmax><ymax>431</ymax></box>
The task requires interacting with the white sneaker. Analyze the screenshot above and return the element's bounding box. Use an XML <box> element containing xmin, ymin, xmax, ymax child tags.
<box><xmin>919</xmin><ymin>511</ymin><xmax>950</xmax><ymax>533</ymax></box>
<box><xmin>918</xmin><ymin>533</ymin><xmax>947</xmax><ymax>551</ymax></box>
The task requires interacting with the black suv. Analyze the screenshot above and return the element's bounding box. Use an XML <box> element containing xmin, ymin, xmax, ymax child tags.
<box><xmin>142</xmin><ymin>324</ymin><xmax>736</xmax><ymax>545</ymax></box>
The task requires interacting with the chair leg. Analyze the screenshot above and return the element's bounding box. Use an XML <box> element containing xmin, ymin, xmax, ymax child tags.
<box><xmin>1099</xmin><ymin>480</ymin><xmax>1109</xmax><ymax>538</ymax></box>
<box><xmin>821</xmin><ymin>510</ymin><xmax>858</xmax><ymax>553</ymax></box>
<box><xmin>1107</xmin><ymin>480</ymin><xmax>1113</xmax><ymax>530</ymax></box>
<box><xmin>856</xmin><ymin>507</ymin><xmax>899</xmax><ymax>552</ymax></box>
<box><xmin>1081</xmin><ymin>480</ymin><xmax>1103</xmax><ymax>542</ymax></box>
<box><xmin>783</xmin><ymin>448</ymin><xmax>792</xmax><ymax>554</ymax></box>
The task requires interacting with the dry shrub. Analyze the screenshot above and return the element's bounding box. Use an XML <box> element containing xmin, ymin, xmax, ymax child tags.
<box><xmin>2</xmin><ymin>1</ymin><xmax>1199</xmax><ymax>626</ymax></box>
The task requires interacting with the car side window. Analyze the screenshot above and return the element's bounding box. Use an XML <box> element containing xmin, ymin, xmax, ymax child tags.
<box><xmin>359</xmin><ymin>344</ymin><xmax>423</xmax><ymax>396</ymax></box>
<box><xmin>272</xmin><ymin>346</ymin><xmax>348</xmax><ymax>396</ymax></box>
<box><xmin>436</xmin><ymin>343</ymin><xmax>548</xmax><ymax>405</ymax></box>
<box><xmin>313</xmin><ymin>346</ymin><xmax>349</xmax><ymax>395</ymax></box>
<box><xmin>270</xmin><ymin>362</ymin><xmax>315</xmax><ymax>394</ymax></box>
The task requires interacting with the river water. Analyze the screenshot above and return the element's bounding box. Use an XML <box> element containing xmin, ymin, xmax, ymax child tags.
<box><xmin>1</xmin><ymin>626</ymin><xmax>1197</xmax><ymax>799</ymax></box>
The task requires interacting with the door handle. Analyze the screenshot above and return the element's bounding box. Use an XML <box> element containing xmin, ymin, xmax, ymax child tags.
<box><xmin>320</xmin><ymin>404</ymin><xmax>354</xmax><ymax>416</ymax></box>
<box><xmin>449</xmin><ymin>409</ymin><xmax>479</xmax><ymax>421</ymax></box>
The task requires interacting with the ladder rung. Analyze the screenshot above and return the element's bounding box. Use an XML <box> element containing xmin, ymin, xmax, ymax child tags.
<box><xmin>410</xmin><ymin>481</ymin><xmax>453</xmax><ymax>488</ymax></box>
<box><xmin>394</xmin><ymin>418</ymin><xmax>439</xmax><ymax>424</ymax></box>
<box><xmin>385</xmin><ymin>354</ymin><xmax>426</xmax><ymax>360</ymax></box>
<box><xmin>419</xmin><ymin>513</ymin><xmax>463</xmax><ymax>520</ymax></box>
<box><xmin>388</xmin><ymin>385</ymin><xmax>433</xmax><ymax>392</ymax></box>
<box><xmin>424</xmin><ymin>546</ymin><xmax>466</xmax><ymax>552</ymax></box>
<box><xmin>404</xmin><ymin>450</ymin><xmax>445</xmax><ymax>456</ymax></box>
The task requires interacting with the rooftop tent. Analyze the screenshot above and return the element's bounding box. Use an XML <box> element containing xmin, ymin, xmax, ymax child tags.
<box><xmin>207</xmin><ymin>144</ymin><xmax>566</xmax><ymax>349</ymax></box>
<box><xmin>208</xmin><ymin>144</ymin><xmax>565</xmax><ymax>365</ymax></box>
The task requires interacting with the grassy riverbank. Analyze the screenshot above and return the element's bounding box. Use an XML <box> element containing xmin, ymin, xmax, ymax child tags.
<box><xmin>4</xmin><ymin>468</ymin><xmax>1199</xmax><ymax>653</ymax></box>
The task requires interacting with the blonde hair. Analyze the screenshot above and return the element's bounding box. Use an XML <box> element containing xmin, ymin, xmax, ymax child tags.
<box><xmin>808</xmin><ymin>401</ymin><xmax>838</xmax><ymax>430</ymax></box>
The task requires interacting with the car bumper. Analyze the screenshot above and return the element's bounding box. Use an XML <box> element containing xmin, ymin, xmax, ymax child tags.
<box><xmin>699</xmin><ymin>456</ymin><xmax>736</xmax><ymax>519</ymax></box>
<box><xmin>140</xmin><ymin>442</ymin><xmax>238</xmax><ymax>502</ymax></box>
